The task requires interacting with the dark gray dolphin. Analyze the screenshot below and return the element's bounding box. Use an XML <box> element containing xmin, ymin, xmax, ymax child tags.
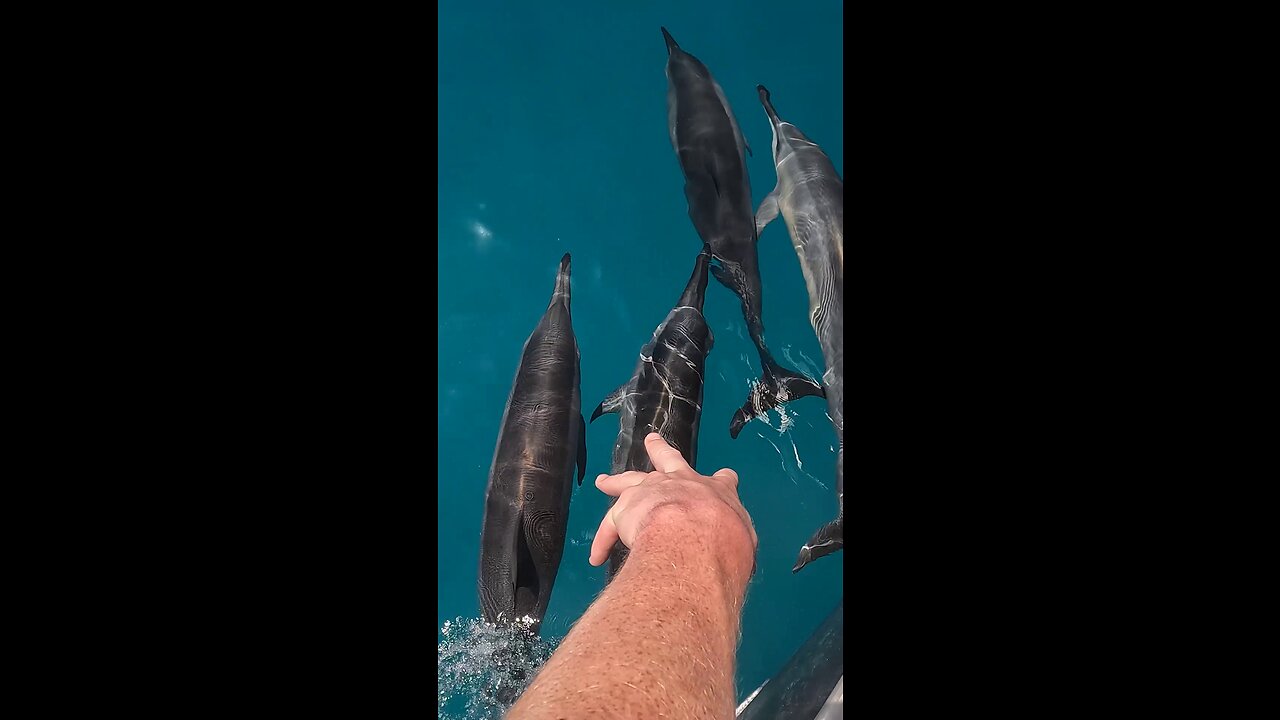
<box><xmin>735</xmin><ymin>597</ymin><xmax>843</xmax><ymax>719</ymax></box>
<box><xmin>591</xmin><ymin>244</ymin><xmax>715</xmax><ymax>578</ymax></box>
<box><xmin>736</xmin><ymin>85</ymin><xmax>844</xmax><ymax>572</ymax></box>
<box><xmin>661</xmin><ymin>27</ymin><xmax>822</xmax><ymax>430</ymax></box>
<box><xmin>478</xmin><ymin>253</ymin><xmax>587</xmax><ymax>632</ymax></box>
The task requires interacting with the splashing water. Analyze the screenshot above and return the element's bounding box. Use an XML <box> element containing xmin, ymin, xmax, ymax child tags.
<box><xmin>743</xmin><ymin>377</ymin><xmax>797</xmax><ymax>434</ymax></box>
<box><xmin>775</xmin><ymin>404</ymin><xmax>797</xmax><ymax>433</ymax></box>
<box><xmin>438</xmin><ymin>616</ymin><xmax>561</xmax><ymax>719</ymax></box>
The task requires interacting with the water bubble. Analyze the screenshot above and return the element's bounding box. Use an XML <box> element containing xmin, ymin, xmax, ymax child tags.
<box><xmin>438</xmin><ymin>616</ymin><xmax>560</xmax><ymax>719</ymax></box>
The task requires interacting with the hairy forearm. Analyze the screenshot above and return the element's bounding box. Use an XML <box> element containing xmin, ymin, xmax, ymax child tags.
<box><xmin>509</xmin><ymin>506</ymin><xmax>754</xmax><ymax>719</ymax></box>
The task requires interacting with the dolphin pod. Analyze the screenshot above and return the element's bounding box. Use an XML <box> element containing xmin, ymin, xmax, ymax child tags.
<box><xmin>473</xmin><ymin>29</ymin><xmax>843</xmax><ymax>677</ymax></box>
<box><xmin>660</xmin><ymin>27</ymin><xmax>826</xmax><ymax>430</ymax></box>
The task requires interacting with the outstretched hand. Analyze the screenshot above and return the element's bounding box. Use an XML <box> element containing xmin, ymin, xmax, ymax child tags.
<box><xmin>589</xmin><ymin>433</ymin><xmax>757</xmax><ymax>568</ymax></box>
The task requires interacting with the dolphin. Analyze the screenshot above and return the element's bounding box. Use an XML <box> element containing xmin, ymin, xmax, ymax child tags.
<box><xmin>661</xmin><ymin>27</ymin><xmax>822</xmax><ymax>429</ymax></box>
<box><xmin>478</xmin><ymin>253</ymin><xmax>587</xmax><ymax>632</ymax></box>
<box><xmin>735</xmin><ymin>597</ymin><xmax>843</xmax><ymax>719</ymax></box>
<box><xmin>591</xmin><ymin>244</ymin><xmax>715</xmax><ymax>578</ymax></box>
<box><xmin>737</xmin><ymin>85</ymin><xmax>844</xmax><ymax>572</ymax></box>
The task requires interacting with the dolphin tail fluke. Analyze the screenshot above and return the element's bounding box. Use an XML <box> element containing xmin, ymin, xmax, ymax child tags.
<box><xmin>729</xmin><ymin>361</ymin><xmax>825</xmax><ymax>439</ymax></box>
<box><xmin>792</xmin><ymin>517</ymin><xmax>843</xmax><ymax>573</ymax></box>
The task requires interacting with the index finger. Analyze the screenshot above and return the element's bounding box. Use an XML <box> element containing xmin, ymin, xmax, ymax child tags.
<box><xmin>644</xmin><ymin>432</ymin><xmax>690</xmax><ymax>474</ymax></box>
<box><xmin>596</xmin><ymin>470</ymin><xmax>649</xmax><ymax>497</ymax></box>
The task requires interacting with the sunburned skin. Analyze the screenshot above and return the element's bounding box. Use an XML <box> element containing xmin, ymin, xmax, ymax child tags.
<box><xmin>508</xmin><ymin>433</ymin><xmax>757</xmax><ymax>720</ymax></box>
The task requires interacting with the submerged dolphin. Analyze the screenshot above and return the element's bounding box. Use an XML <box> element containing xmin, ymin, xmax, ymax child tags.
<box><xmin>478</xmin><ymin>253</ymin><xmax>587</xmax><ymax>631</ymax></box>
<box><xmin>738</xmin><ymin>86</ymin><xmax>844</xmax><ymax>572</ymax></box>
<box><xmin>661</xmin><ymin>27</ymin><xmax>822</xmax><ymax>427</ymax></box>
<box><xmin>592</xmin><ymin>244</ymin><xmax>714</xmax><ymax>577</ymax></box>
<box><xmin>735</xmin><ymin>597</ymin><xmax>843</xmax><ymax>719</ymax></box>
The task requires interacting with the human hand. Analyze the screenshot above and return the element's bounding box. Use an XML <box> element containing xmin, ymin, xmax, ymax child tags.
<box><xmin>589</xmin><ymin>433</ymin><xmax>757</xmax><ymax>568</ymax></box>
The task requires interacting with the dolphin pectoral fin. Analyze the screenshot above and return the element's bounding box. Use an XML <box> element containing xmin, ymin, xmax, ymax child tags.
<box><xmin>591</xmin><ymin>381</ymin><xmax>634</xmax><ymax>422</ymax></box>
<box><xmin>755</xmin><ymin>190</ymin><xmax>780</xmax><ymax>236</ymax></box>
<box><xmin>771</xmin><ymin>363</ymin><xmax>826</xmax><ymax>400</ymax></box>
<box><xmin>577</xmin><ymin>414</ymin><xmax>587</xmax><ymax>486</ymax></box>
<box><xmin>792</xmin><ymin>518</ymin><xmax>844</xmax><ymax>573</ymax></box>
<box><xmin>729</xmin><ymin>363</ymin><xmax>826</xmax><ymax>439</ymax></box>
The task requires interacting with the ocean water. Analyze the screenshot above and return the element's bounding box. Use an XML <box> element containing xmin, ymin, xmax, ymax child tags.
<box><xmin>438</xmin><ymin>1</ymin><xmax>844</xmax><ymax>716</ymax></box>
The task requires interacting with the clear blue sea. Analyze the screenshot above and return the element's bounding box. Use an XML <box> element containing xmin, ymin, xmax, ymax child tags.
<box><xmin>438</xmin><ymin>2</ymin><xmax>844</xmax><ymax>716</ymax></box>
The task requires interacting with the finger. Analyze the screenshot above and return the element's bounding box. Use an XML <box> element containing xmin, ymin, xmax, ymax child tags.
<box><xmin>711</xmin><ymin>468</ymin><xmax>739</xmax><ymax>487</ymax></box>
<box><xmin>589</xmin><ymin>509</ymin><xmax>621</xmax><ymax>566</ymax></box>
<box><xmin>595</xmin><ymin>470</ymin><xmax>649</xmax><ymax>497</ymax></box>
<box><xmin>644</xmin><ymin>432</ymin><xmax>690</xmax><ymax>474</ymax></box>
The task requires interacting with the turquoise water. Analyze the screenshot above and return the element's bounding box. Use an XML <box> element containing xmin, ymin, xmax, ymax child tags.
<box><xmin>438</xmin><ymin>1</ymin><xmax>844</xmax><ymax>715</ymax></box>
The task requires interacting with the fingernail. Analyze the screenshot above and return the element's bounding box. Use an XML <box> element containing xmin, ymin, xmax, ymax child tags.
<box><xmin>595</xmin><ymin>474</ymin><xmax>608</xmax><ymax>485</ymax></box>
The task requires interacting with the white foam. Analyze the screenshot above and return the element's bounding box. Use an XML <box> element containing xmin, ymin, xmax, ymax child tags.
<box><xmin>438</xmin><ymin>616</ymin><xmax>560</xmax><ymax>719</ymax></box>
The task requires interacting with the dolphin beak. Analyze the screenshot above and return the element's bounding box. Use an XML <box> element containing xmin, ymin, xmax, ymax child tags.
<box><xmin>554</xmin><ymin>252</ymin><xmax>572</xmax><ymax>301</ymax></box>
<box><xmin>661</xmin><ymin>27</ymin><xmax>679</xmax><ymax>54</ymax></box>
<box><xmin>758</xmin><ymin>84</ymin><xmax>781</xmax><ymax>123</ymax></box>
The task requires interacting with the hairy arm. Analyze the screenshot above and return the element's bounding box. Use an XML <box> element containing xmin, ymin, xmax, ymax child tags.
<box><xmin>508</xmin><ymin>434</ymin><xmax>756</xmax><ymax>720</ymax></box>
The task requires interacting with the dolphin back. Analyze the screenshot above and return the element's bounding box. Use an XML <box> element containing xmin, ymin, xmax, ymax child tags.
<box><xmin>596</xmin><ymin>247</ymin><xmax>716</xmax><ymax>579</ymax></box>
<box><xmin>478</xmin><ymin>254</ymin><xmax>584</xmax><ymax>630</ymax></box>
